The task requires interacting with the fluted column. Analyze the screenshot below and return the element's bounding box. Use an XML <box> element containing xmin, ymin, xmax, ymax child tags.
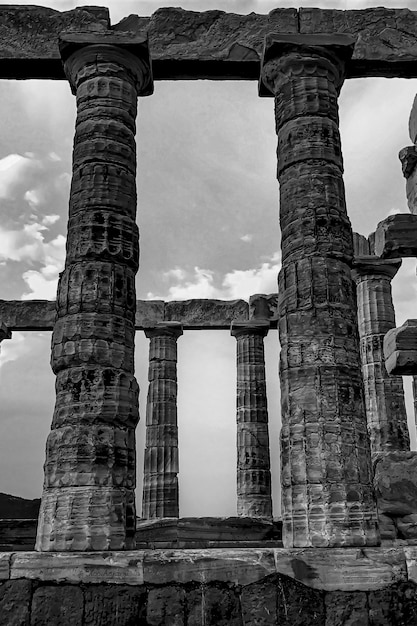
<box><xmin>231</xmin><ymin>321</ymin><xmax>272</xmax><ymax>520</ymax></box>
<box><xmin>260</xmin><ymin>34</ymin><xmax>379</xmax><ymax>547</ymax></box>
<box><xmin>36</xmin><ymin>33</ymin><xmax>153</xmax><ymax>551</ymax></box>
<box><xmin>352</xmin><ymin>256</ymin><xmax>410</xmax><ymax>456</ymax></box>
<box><xmin>142</xmin><ymin>323</ymin><xmax>182</xmax><ymax>519</ymax></box>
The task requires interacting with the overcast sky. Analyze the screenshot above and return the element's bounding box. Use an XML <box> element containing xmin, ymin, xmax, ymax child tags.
<box><xmin>0</xmin><ymin>0</ymin><xmax>417</xmax><ymax>519</ymax></box>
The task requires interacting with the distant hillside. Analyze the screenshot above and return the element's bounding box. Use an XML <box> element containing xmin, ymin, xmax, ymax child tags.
<box><xmin>0</xmin><ymin>493</ymin><xmax>40</xmax><ymax>519</ymax></box>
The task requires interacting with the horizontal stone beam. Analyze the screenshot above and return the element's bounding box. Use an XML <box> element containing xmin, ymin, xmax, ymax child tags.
<box><xmin>0</xmin><ymin>299</ymin><xmax>255</xmax><ymax>331</ymax></box>
<box><xmin>374</xmin><ymin>214</ymin><xmax>417</xmax><ymax>258</ymax></box>
<box><xmin>1</xmin><ymin>6</ymin><xmax>417</xmax><ymax>79</ymax></box>
<box><xmin>384</xmin><ymin>320</ymin><xmax>417</xmax><ymax>376</ymax></box>
<box><xmin>4</xmin><ymin>546</ymin><xmax>406</xmax><ymax>591</ymax></box>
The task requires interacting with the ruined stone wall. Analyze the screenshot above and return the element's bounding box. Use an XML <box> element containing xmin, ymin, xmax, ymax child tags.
<box><xmin>2</xmin><ymin>576</ymin><xmax>417</xmax><ymax>626</ymax></box>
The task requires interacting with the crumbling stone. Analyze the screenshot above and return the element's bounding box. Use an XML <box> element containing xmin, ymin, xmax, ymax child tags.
<box><xmin>31</xmin><ymin>585</ymin><xmax>83</xmax><ymax>626</ymax></box>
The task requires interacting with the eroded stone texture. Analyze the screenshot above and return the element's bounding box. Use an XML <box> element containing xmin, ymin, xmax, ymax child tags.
<box><xmin>0</xmin><ymin>6</ymin><xmax>109</xmax><ymax>78</ymax></box>
<box><xmin>384</xmin><ymin>320</ymin><xmax>417</xmax><ymax>376</ymax></box>
<box><xmin>374</xmin><ymin>452</ymin><xmax>417</xmax><ymax>540</ymax></box>
<box><xmin>142</xmin><ymin>323</ymin><xmax>182</xmax><ymax>519</ymax></box>
<box><xmin>35</xmin><ymin>34</ymin><xmax>152</xmax><ymax>552</ymax></box>
<box><xmin>0</xmin><ymin>579</ymin><xmax>32</xmax><ymax>626</ymax></box>
<box><xmin>84</xmin><ymin>585</ymin><xmax>146</xmax><ymax>626</ymax></box>
<box><xmin>31</xmin><ymin>585</ymin><xmax>83</xmax><ymax>626</ymax></box>
<box><xmin>231</xmin><ymin>321</ymin><xmax>272</xmax><ymax>520</ymax></box>
<box><xmin>147</xmin><ymin>585</ymin><xmax>185</xmax><ymax>626</ymax></box>
<box><xmin>399</xmin><ymin>146</ymin><xmax>417</xmax><ymax>214</ymax></box>
<box><xmin>352</xmin><ymin>252</ymin><xmax>409</xmax><ymax>456</ymax></box>
<box><xmin>375</xmin><ymin>214</ymin><xmax>417</xmax><ymax>258</ymax></box>
<box><xmin>164</xmin><ymin>298</ymin><xmax>248</xmax><ymax>328</ymax></box>
<box><xmin>260</xmin><ymin>34</ymin><xmax>379</xmax><ymax>548</ymax></box>
<box><xmin>249</xmin><ymin>293</ymin><xmax>278</xmax><ymax>321</ymax></box>
<box><xmin>299</xmin><ymin>8</ymin><xmax>417</xmax><ymax>77</ymax></box>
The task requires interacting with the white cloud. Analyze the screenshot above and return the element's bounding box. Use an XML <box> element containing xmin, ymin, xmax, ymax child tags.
<box><xmin>149</xmin><ymin>252</ymin><xmax>281</xmax><ymax>301</ymax></box>
<box><xmin>0</xmin><ymin>154</ymin><xmax>42</xmax><ymax>201</ymax></box>
<box><xmin>0</xmin><ymin>331</ymin><xmax>27</xmax><ymax>370</ymax></box>
<box><xmin>21</xmin><ymin>234</ymin><xmax>66</xmax><ymax>300</ymax></box>
<box><xmin>240</xmin><ymin>234</ymin><xmax>253</xmax><ymax>243</ymax></box>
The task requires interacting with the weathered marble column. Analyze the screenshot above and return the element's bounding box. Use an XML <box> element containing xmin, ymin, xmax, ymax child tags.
<box><xmin>36</xmin><ymin>33</ymin><xmax>153</xmax><ymax>551</ymax></box>
<box><xmin>352</xmin><ymin>254</ymin><xmax>410</xmax><ymax>456</ymax></box>
<box><xmin>231</xmin><ymin>321</ymin><xmax>272</xmax><ymax>520</ymax></box>
<box><xmin>142</xmin><ymin>323</ymin><xmax>182</xmax><ymax>519</ymax></box>
<box><xmin>260</xmin><ymin>34</ymin><xmax>379</xmax><ymax>547</ymax></box>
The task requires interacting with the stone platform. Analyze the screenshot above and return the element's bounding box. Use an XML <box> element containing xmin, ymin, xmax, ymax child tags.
<box><xmin>2</xmin><ymin>546</ymin><xmax>417</xmax><ymax>624</ymax></box>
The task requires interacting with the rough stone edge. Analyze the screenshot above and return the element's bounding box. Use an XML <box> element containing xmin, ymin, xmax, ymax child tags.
<box><xmin>9</xmin><ymin>551</ymin><xmax>144</xmax><ymax>585</ymax></box>
<box><xmin>0</xmin><ymin>7</ymin><xmax>416</xmax><ymax>78</ymax></box>
<box><xmin>4</xmin><ymin>547</ymin><xmax>407</xmax><ymax>590</ymax></box>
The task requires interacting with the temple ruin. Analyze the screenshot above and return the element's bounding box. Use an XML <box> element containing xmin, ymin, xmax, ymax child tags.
<box><xmin>3</xmin><ymin>4</ymin><xmax>417</xmax><ymax>624</ymax></box>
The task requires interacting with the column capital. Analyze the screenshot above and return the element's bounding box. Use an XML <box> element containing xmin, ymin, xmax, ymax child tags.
<box><xmin>231</xmin><ymin>320</ymin><xmax>269</xmax><ymax>338</ymax></box>
<box><xmin>144</xmin><ymin>322</ymin><xmax>183</xmax><ymax>340</ymax></box>
<box><xmin>259</xmin><ymin>33</ymin><xmax>355</xmax><ymax>97</ymax></box>
<box><xmin>352</xmin><ymin>256</ymin><xmax>402</xmax><ymax>282</ymax></box>
<box><xmin>59</xmin><ymin>32</ymin><xmax>153</xmax><ymax>96</ymax></box>
<box><xmin>0</xmin><ymin>322</ymin><xmax>11</xmax><ymax>342</ymax></box>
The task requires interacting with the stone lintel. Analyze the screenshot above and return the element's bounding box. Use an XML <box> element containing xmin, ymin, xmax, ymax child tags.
<box><xmin>399</xmin><ymin>146</ymin><xmax>417</xmax><ymax>178</ymax></box>
<box><xmin>384</xmin><ymin>320</ymin><xmax>417</xmax><ymax>375</ymax></box>
<box><xmin>0</xmin><ymin>322</ymin><xmax>11</xmax><ymax>342</ymax></box>
<box><xmin>231</xmin><ymin>320</ymin><xmax>270</xmax><ymax>338</ymax></box>
<box><xmin>59</xmin><ymin>31</ymin><xmax>153</xmax><ymax>96</ymax></box>
<box><xmin>375</xmin><ymin>214</ymin><xmax>417</xmax><ymax>258</ymax></box>
<box><xmin>144</xmin><ymin>321</ymin><xmax>183</xmax><ymax>339</ymax></box>
<box><xmin>4</xmin><ymin>546</ymin><xmax>406</xmax><ymax>590</ymax></box>
<box><xmin>249</xmin><ymin>293</ymin><xmax>278</xmax><ymax>320</ymax></box>
<box><xmin>0</xmin><ymin>298</ymin><xmax>253</xmax><ymax>331</ymax></box>
<box><xmin>352</xmin><ymin>256</ymin><xmax>402</xmax><ymax>281</ymax></box>
<box><xmin>259</xmin><ymin>33</ymin><xmax>355</xmax><ymax>96</ymax></box>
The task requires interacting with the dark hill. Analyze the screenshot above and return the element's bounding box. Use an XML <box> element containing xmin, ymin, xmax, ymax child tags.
<box><xmin>0</xmin><ymin>492</ymin><xmax>40</xmax><ymax>519</ymax></box>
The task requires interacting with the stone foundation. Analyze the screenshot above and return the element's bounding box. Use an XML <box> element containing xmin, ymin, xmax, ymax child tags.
<box><xmin>2</xmin><ymin>547</ymin><xmax>417</xmax><ymax>624</ymax></box>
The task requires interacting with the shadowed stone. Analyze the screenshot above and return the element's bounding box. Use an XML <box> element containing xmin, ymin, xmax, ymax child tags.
<box><xmin>260</xmin><ymin>33</ymin><xmax>379</xmax><ymax>548</ymax></box>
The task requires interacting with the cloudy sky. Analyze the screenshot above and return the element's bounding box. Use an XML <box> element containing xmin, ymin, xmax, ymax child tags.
<box><xmin>0</xmin><ymin>0</ymin><xmax>417</xmax><ymax>519</ymax></box>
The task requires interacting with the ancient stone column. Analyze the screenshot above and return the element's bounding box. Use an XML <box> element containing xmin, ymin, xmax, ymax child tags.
<box><xmin>352</xmin><ymin>254</ymin><xmax>409</xmax><ymax>456</ymax></box>
<box><xmin>231</xmin><ymin>321</ymin><xmax>273</xmax><ymax>520</ymax></box>
<box><xmin>260</xmin><ymin>34</ymin><xmax>379</xmax><ymax>547</ymax></box>
<box><xmin>36</xmin><ymin>33</ymin><xmax>153</xmax><ymax>551</ymax></box>
<box><xmin>142</xmin><ymin>323</ymin><xmax>182</xmax><ymax>519</ymax></box>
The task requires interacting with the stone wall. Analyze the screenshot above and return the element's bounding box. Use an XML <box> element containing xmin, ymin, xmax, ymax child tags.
<box><xmin>1</xmin><ymin>546</ymin><xmax>417</xmax><ymax>624</ymax></box>
<box><xmin>2</xmin><ymin>575</ymin><xmax>417</xmax><ymax>625</ymax></box>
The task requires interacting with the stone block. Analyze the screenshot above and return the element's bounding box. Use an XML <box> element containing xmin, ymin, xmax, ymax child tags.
<box><xmin>0</xmin><ymin>579</ymin><xmax>32</xmax><ymax>626</ymax></box>
<box><xmin>324</xmin><ymin>591</ymin><xmax>368</xmax><ymax>626</ymax></box>
<box><xmin>299</xmin><ymin>8</ymin><xmax>417</xmax><ymax>77</ymax></box>
<box><xmin>273</xmin><ymin>547</ymin><xmax>406</xmax><ymax>591</ymax></box>
<box><xmin>164</xmin><ymin>299</ymin><xmax>248</xmax><ymax>329</ymax></box>
<box><xmin>115</xmin><ymin>8</ymin><xmax>298</xmax><ymax>80</ymax></box>
<box><xmin>276</xmin><ymin>574</ymin><xmax>324</xmax><ymax>625</ymax></box>
<box><xmin>384</xmin><ymin>320</ymin><xmax>417</xmax><ymax>375</ymax></box>
<box><xmin>201</xmin><ymin>585</ymin><xmax>242</xmax><ymax>626</ymax></box>
<box><xmin>241</xmin><ymin>577</ymin><xmax>277</xmax><ymax>625</ymax></box>
<box><xmin>0</xmin><ymin>554</ymin><xmax>10</xmax><ymax>580</ymax></box>
<box><xmin>84</xmin><ymin>585</ymin><xmax>146</xmax><ymax>626</ymax></box>
<box><xmin>143</xmin><ymin>548</ymin><xmax>276</xmax><ymax>586</ymax></box>
<box><xmin>374</xmin><ymin>452</ymin><xmax>417</xmax><ymax>519</ymax></box>
<box><xmin>249</xmin><ymin>294</ymin><xmax>278</xmax><ymax>321</ymax></box>
<box><xmin>31</xmin><ymin>585</ymin><xmax>83</xmax><ymax>626</ymax></box>
<box><xmin>146</xmin><ymin>585</ymin><xmax>185</xmax><ymax>626</ymax></box>
<box><xmin>374</xmin><ymin>214</ymin><xmax>417</xmax><ymax>258</ymax></box>
<box><xmin>0</xmin><ymin>6</ymin><xmax>109</xmax><ymax>78</ymax></box>
<box><xmin>10</xmin><ymin>551</ymin><xmax>144</xmax><ymax>585</ymax></box>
